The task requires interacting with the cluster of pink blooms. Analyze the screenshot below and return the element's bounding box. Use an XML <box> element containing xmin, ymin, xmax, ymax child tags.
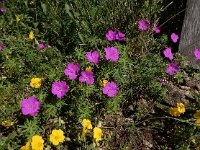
<box><xmin>50</xmin><ymin>30</ymin><xmax>121</xmax><ymax>99</ymax></box>
<box><xmin>138</xmin><ymin>19</ymin><xmax>160</xmax><ymax>33</ymax></box>
<box><xmin>19</xmin><ymin>21</ymin><xmax>185</xmax><ymax>117</ymax></box>
<box><xmin>15</xmin><ymin>17</ymin><xmax>200</xmax><ymax>118</ymax></box>
<box><xmin>138</xmin><ymin>19</ymin><xmax>180</xmax><ymax>76</ymax></box>
<box><xmin>105</xmin><ymin>29</ymin><xmax>125</xmax><ymax>41</ymax></box>
<box><xmin>17</xmin><ymin>29</ymin><xmax>122</xmax><ymax>117</ymax></box>
<box><xmin>163</xmin><ymin>33</ymin><xmax>179</xmax><ymax>76</ymax></box>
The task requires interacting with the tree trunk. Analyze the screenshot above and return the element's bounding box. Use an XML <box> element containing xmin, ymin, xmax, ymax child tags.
<box><xmin>179</xmin><ymin>0</ymin><xmax>200</xmax><ymax>69</ymax></box>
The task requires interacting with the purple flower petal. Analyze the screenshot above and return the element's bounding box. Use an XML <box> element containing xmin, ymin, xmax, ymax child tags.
<box><xmin>171</xmin><ymin>33</ymin><xmax>179</xmax><ymax>43</ymax></box>
<box><xmin>0</xmin><ymin>44</ymin><xmax>4</xmax><ymax>52</ymax></box>
<box><xmin>79</xmin><ymin>71</ymin><xmax>94</xmax><ymax>85</ymax></box>
<box><xmin>103</xmin><ymin>82</ymin><xmax>118</xmax><ymax>97</ymax></box>
<box><xmin>21</xmin><ymin>96</ymin><xmax>40</xmax><ymax>116</ymax></box>
<box><xmin>194</xmin><ymin>48</ymin><xmax>200</xmax><ymax>60</ymax></box>
<box><xmin>105</xmin><ymin>30</ymin><xmax>117</xmax><ymax>41</ymax></box>
<box><xmin>163</xmin><ymin>48</ymin><xmax>173</xmax><ymax>60</ymax></box>
<box><xmin>0</xmin><ymin>8</ymin><xmax>5</xmax><ymax>14</ymax></box>
<box><xmin>116</xmin><ymin>31</ymin><xmax>125</xmax><ymax>41</ymax></box>
<box><xmin>86</xmin><ymin>51</ymin><xmax>100</xmax><ymax>64</ymax></box>
<box><xmin>166</xmin><ymin>62</ymin><xmax>179</xmax><ymax>76</ymax></box>
<box><xmin>105</xmin><ymin>47</ymin><xmax>119</xmax><ymax>62</ymax></box>
<box><xmin>138</xmin><ymin>19</ymin><xmax>150</xmax><ymax>31</ymax></box>
<box><xmin>64</xmin><ymin>63</ymin><xmax>80</xmax><ymax>80</ymax></box>
<box><xmin>39</xmin><ymin>43</ymin><xmax>45</xmax><ymax>49</ymax></box>
<box><xmin>153</xmin><ymin>24</ymin><xmax>160</xmax><ymax>33</ymax></box>
<box><xmin>51</xmin><ymin>81</ymin><xmax>69</xmax><ymax>99</ymax></box>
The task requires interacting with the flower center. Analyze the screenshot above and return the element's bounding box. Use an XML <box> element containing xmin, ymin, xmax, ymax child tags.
<box><xmin>54</xmin><ymin>135</ymin><xmax>59</xmax><ymax>141</ymax></box>
<box><xmin>37</xmin><ymin>142</ymin><xmax>42</xmax><ymax>148</ymax></box>
<box><xmin>56</xmin><ymin>87</ymin><xmax>62</xmax><ymax>92</ymax></box>
<box><xmin>28</xmin><ymin>104</ymin><xmax>34</xmax><ymax>110</ymax></box>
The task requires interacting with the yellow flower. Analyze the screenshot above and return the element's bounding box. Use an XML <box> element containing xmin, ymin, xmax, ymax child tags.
<box><xmin>169</xmin><ymin>107</ymin><xmax>181</xmax><ymax>117</ymax></box>
<box><xmin>20</xmin><ymin>141</ymin><xmax>30</xmax><ymax>150</ymax></box>
<box><xmin>50</xmin><ymin>129</ymin><xmax>65</xmax><ymax>146</ymax></box>
<box><xmin>1</xmin><ymin>120</ymin><xmax>14</xmax><ymax>128</ymax></box>
<box><xmin>81</xmin><ymin>119</ymin><xmax>93</xmax><ymax>137</ymax></box>
<box><xmin>85</xmin><ymin>66</ymin><xmax>92</xmax><ymax>72</ymax></box>
<box><xmin>30</xmin><ymin>78</ymin><xmax>42</xmax><ymax>88</ymax></box>
<box><xmin>31</xmin><ymin>135</ymin><xmax>44</xmax><ymax>150</ymax></box>
<box><xmin>82</xmin><ymin>119</ymin><xmax>92</xmax><ymax>129</ymax></box>
<box><xmin>28</xmin><ymin>31</ymin><xmax>34</xmax><ymax>41</ymax></box>
<box><xmin>81</xmin><ymin>127</ymin><xmax>88</xmax><ymax>138</ymax></box>
<box><xmin>195</xmin><ymin>118</ymin><xmax>200</xmax><ymax>124</ymax></box>
<box><xmin>194</xmin><ymin>110</ymin><xmax>200</xmax><ymax>118</ymax></box>
<box><xmin>177</xmin><ymin>102</ymin><xmax>185</xmax><ymax>114</ymax></box>
<box><xmin>99</xmin><ymin>79</ymin><xmax>108</xmax><ymax>87</ymax></box>
<box><xmin>93</xmin><ymin>127</ymin><xmax>102</xmax><ymax>143</ymax></box>
<box><xmin>193</xmin><ymin>110</ymin><xmax>200</xmax><ymax>124</ymax></box>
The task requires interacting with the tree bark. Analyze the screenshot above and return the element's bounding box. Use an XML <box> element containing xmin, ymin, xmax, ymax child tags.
<box><xmin>179</xmin><ymin>0</ymin><xmax>200</xmax><ymax>69</ymax></box>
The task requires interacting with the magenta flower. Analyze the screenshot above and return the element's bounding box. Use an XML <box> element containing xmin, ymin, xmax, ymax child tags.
<box><xmin>51</xmin><ymin>81</ymin><xmax>69</xmax><ymax>99</ymax></box>
<box><xmin>64</xmin><ymin>63</ymin><xmax>80</xmax><ymax>80</ymax></box>
<box><xmin>86</xmin><ymin>51</ymin><xmax>100</xmax><ymax>64</ymax></box>
<box><xmin>106</xmin><ymin>30</ymin><xmax>117</xmax><ymax>41</ymax></box>
<box><xmin>194</xmin><ymin>48</ymin><xmax>200</xmax><ymax>60</ymax></box>
<box><xmin>0</xmin><ymin>0</ymin><xmax>4</xmax><ymax>3</ymax></box>
<box><xmin>105</xmin><ymin>47</ymin><xmax>119</xmax><ymax>62</ymax></box>
<box><xmin>0</xmin><ymin>8</ymin><xmax>5</xmax><ymax>14</ymax></box>
<box><xmin>79</xmin><ymin>71</ymin><xmax>94</xmax><ymax>85</ymax></box>
<box><xmin>166</xmin><ymin>62</ymin><xmax>179</xmax><ymax>75</ymax></box>
<box><xmin>153</xmin><ymin>24</ymin><xmax>160</xmax><ymax>33</ymax></box>
<box><xmin>103</xmin><ymin>82</ymin><xmax>118</xmax><ymax>97</ymax></box>
<box><xmin>171</xmin><ymin>33</ymin><xmax>179</xmax><ymax>43</ymax></box>
<box><xmin>0</xmin><ymin>44</ymin><xmax>4</xmax><ymax>52</ymax></box>
<box><xmin>138</xmin><ymin>19</ymin><xmax>150</xmax><ymax>31</ymax></box>
<box><xmin>116</xmin><ymin>31</ymin><xmax>125</xmax><ymax>41</ymax></box>
<box><xmin>21</xmin><ymin>96</ymin><xmax>40</xmax><ymax>116</ymax></box>
<box><xmin>163</xmin><ymin>48</ymin><xmax>173</xmax><ymax>60</ymax></box>
<box><xmin>39</xmin><ymin>43</ymin><xmax>45</xmax><ymax>49</ymax></box>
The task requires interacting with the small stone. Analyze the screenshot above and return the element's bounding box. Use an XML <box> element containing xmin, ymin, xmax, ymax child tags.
<box><xmin>180</xmin><ymin>86</ymin><xmax>190</xmax><ymax>90</ymax></box>
<box><xmin>195</xmin><ymin>84</ymin><xmax>200</xmax><ymax>91</ymax></box>
<box><xmin>184</xmin><ymin>91</ymin><xmax>194</xmax><ymax>99</ymax></box>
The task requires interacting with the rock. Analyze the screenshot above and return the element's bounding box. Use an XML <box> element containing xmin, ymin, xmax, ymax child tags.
<box><xmin>184</xmin><ymin>91</ymin><xmax>194</xmax><ymax>99</ymax></box>
<box><xmin>180</xmin><ymin>86</ymin><xmax>190</xmax><ymax>90</ymax></box>
<box><xmin>195</xmin><ymin>84</ymin><xmax>200</xmax><ymax>91</ymax></box>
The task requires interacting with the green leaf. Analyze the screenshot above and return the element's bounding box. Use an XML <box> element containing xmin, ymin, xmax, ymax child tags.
<box><xmin>41</xmin><ymin>2</ymin><xmax>47</xmax><ymax>15</ymax></box>
<box><xmin>78</xmin><ymin>32</ymin><xmax>85</xmax><ymax>43</ymax></box>
<box><xmin>64</xmin><ymin>3</ymin><xmax>74</xmax><ymax>19</ymax></box>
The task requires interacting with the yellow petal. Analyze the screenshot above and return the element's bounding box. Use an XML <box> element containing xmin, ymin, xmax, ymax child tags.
<box><xmin>30</xmin><ymin>78</ymin><xmax>42</xmax><ymax>88</ymax></box>
<box><xmin>177</xmin><ymin>102</ymin><xmax>185</xmax><ymax>114</ymax></box>
<box><xmin>99</xmin><ymin>80</ymin><xmax>108</xmax><ymax>87</ymax></box>
<box><xmin>194</xmin><ymin>110</ymin><xmax>200</xmax><ymax>118</ymax></box>
<box><xmin>82</xmin><ymin>119</ymin><xmax>92</xmax><ymax>129</ymax></box>
<box><xmin>28</xmin><ymin>31</ymin><xmax>34</xmax><ymax>41</ymax></box>
<box><xmin>195</xmin><ymin>118</ymin><xmax>200</xmax><ymax>124</ymax></box>
<box><xmin>85</xmin><ymin>66</ymin><xmax>92</xmax><ymax>72</ymax></box>
<box><xmin>169</xmin><ymin>107</ymin><xmax>181</xmax><ymax>117</ymax></box>
<box><xmin>93</xmin><ymin>127</ymin><xmax>102</xmax><ymax>143</ymax></box>
<box><xmin>1</xmin><ymin>121</ymin><xmax>14</xmax><ymax>128</ymax></box>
